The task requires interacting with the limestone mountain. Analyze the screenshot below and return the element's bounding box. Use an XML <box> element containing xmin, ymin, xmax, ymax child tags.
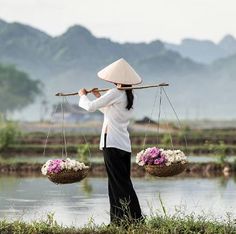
<box><xmin>165</xmin><ymin>35</ymin><xmax>236</xmax><ymax>64</ymax></box>
<box><xmin>0</xmin><ymin>19</ymin><xmax>235</xmax><ymax>120</ymax></box>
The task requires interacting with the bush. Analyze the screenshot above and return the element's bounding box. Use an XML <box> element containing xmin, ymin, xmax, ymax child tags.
<box><xmin>0</xmin><ymin>120</ymin><xmax>21</xmax><ymax>151</ymax></box>
<box><xmin>77</xmin><ymin>144</ymin><xmax>90</xmax><ymax>164</ymax></box>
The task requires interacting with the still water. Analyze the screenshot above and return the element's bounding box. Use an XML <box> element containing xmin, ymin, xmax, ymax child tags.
<box><xmin>0</xmin><ymin>176</ymin><xmax>235</xmax><ymax>227</ymax></box>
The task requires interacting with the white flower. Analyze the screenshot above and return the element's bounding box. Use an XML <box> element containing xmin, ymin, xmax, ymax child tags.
<box><xmin>41</xmin><ymin>165</ymin><xmax>48</xmax><ymax>175</ymax></box>
<box><xmin>138</xmin><ymin>161</ymin><xmax>145</xmax><ymax>166</ymax></box>
<box><xmin>136</xmin><ymin>150</ymin><xmax>144</xmax><ymax>164</ymax></box>
<box><xmin>165</xmin><ymin>161</ymin><xmax>171</xmax><ymax>166</ymax></box>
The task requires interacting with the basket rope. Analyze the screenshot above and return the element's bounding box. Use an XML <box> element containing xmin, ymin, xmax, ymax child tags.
<box><xmin>142</xmin><ymin>86</ymin><xmax>187</xmax><ymax>151</ymax></box>
<box><xmin>64</xmin><ymin>96</ymin><xmax>92</xmax><ymax>166</ymax></box>
<box><xmin>156</xmin><ymin>87</ymin><xmax>163</xmax><ymax>146</ymax></box>
<box><xmin>162</xmin><ymin>88</ymin><xmax>188</xmax><ymax>151</ymax></box>
<box><xmin>42</xmin><ymin>95</ymin><xmax>92</xmax><ymax>166</ymax></box>
<box><xmin>43</xmin><ymin>101</ymin><xmax>60</xmax><ymax>157</ymax></box>
<box><xmin>161</xmin><ymin>100</ymin><xmax>174</xmax><ymax>149</ymax></box>
<box><xmin>60</xmin><ymin>96</ymin><xmax>67</xmax><ymax>158</ymax></box>
<box><xmin>142</xmin><ymin>87</ymin><xmax>160</xmax><ymax>150</ymax></box>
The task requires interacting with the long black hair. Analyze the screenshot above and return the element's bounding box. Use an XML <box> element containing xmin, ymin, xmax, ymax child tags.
<box><xmin>115</xmin><ymin>84</ymin><xmax>133</xmax><ymax>110</ymax></box>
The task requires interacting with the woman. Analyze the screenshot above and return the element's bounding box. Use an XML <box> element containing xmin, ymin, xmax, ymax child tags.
<box><xmin>78</xmin><ymin>58</ymin><xmax>144</xmax><ymax>225</ymax></box>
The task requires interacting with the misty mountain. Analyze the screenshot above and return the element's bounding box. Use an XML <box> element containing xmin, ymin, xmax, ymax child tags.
<box><xmin>0</xmin><ymin>19</ymin><xmax>204</xmax><ymax>77</ymax></box>
<box><xmin>0</xmin><ymin>19</ymin><xmax>235</xmax><ymax>120</ymax></box>
<box><xmin>165</xmin><ymin>35</ymin><xmax>236</xmax><ymax>64</ymax></box>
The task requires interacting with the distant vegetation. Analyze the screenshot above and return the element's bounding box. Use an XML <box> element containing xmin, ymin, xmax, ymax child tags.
<box><xmin>0</xmin><ymin>64</ymin><xmax>42</xmax><ymax>118</ymax></box>
<box><xmin>0</xmin><ymin>119</ymin><xmax>20</xmax><ymax>151</ymax></box>
<box><xmin>0</xmin><ymin>119</ymin><xmax>20</xmax><ymax>152</ymax></box>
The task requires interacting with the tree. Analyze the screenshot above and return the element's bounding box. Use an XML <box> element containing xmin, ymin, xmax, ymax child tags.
<box><xmin>0</xmin><ymin>64</ymin><xmax>42</xmax><ymax>117</ymax></box>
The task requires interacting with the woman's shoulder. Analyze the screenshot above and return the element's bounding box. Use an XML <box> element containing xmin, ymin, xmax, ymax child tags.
<box><xmin>107</xmin><ymin>87</ymin><xmax>124</xmax><ymax>96</ymax></box>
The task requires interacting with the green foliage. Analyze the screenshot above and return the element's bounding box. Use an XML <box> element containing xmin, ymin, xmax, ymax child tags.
<box><xmin>77</xmin><ymin>144</ymin><xmax>90</xmax><ymax>164</ymax></box>
<box><xmin>208</xmin><ymin>141</ymin><xmax>227</xmax><ymax>164</ymax></box>
<box><xmin>160</xmin><ymin>133</ymin><xmax>172</xmax><ymax>146</ymax></box>
<box><xmin>0</xmin><ymin>212</ymin><xmax>235</xmax><ymax>234</ymax></box>
<box><xmin>232</xmin><ymin>159</ymin><xmax>236</xmax><ymax>171</ymax></box>
<box><xmin>0</xmin><ymin>63</ymin><xmax>42</xmax><ymax>115</ymax></box>
<box><xmin>0</xmin><ymin>120</ymin><xmax>21</xmax><ymax>151</ymax></box>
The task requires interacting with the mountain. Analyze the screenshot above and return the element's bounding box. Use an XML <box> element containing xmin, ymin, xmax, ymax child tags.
<box><xmin>218</xmin><ymin>34</ymin><xmax>236</xmax><ymax>55</ymax></box>
<box><xmin>165</xmin><ymin>35</ymin><xmax>236</xmax><ymax>64</ymax></box>
<box><xmin>0</xmin><ymin>18</ymin><xmax>235</xmax><ymax>120</ymax></box>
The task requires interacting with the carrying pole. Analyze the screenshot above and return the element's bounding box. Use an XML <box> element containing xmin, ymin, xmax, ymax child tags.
<box><xmin>55</xmin><ymin>83</ymin><xmax>169</xmax><ymax>96</ymax></box>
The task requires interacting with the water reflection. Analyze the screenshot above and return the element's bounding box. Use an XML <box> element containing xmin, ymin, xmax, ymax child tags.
<box><xmin>0</xmin><ymin>176</ymin><xmax>236</xmax><ymax>227</ymax></box>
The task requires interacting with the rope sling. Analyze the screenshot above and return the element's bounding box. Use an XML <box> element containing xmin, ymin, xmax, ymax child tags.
<box><xmin>142</xmin><ymin>86</ymin><xmax>188</xmax><ymax>151</ymax></box>
<box><xmin>141</xmin><ymin>86</ymin><xmax>188</xmax><ymax>177</ymax></box>
<box><xmin>42</xmin><ymin>96</ymin><xmax>91</xmax><ymax>184</ymax></box>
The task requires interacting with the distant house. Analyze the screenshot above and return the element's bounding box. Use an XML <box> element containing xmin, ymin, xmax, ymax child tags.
<box><xmin>52</xmin><ymin>103</ymin><xmax>103</xmax><ymax>123</ymax></box>
<box><xmin>135</xmin><ymin>116</ymin><xmax>157</xmax><ymax>124</ymax></box>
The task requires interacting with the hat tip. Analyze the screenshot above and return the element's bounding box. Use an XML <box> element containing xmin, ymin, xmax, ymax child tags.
<box><xmin>118</xmin><ymin>57</ymin><xmax>126</xmax><ymax>62</ymax></box>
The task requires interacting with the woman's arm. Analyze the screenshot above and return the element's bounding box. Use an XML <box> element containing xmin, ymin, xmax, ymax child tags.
<box><xmin>79</xmin><ymin>88</ymin><xmax>119</xmax><ymax>112</ymax></box>
<box><xmin>91</xmin><ymin>89</ymin><xmax>105</xmax><ymax>113</ymax></box>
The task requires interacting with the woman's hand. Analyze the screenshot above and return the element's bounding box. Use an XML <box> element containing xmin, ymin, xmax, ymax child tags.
<box><xmin>92</xmin><ymin>88</ymin><xmax>101</xmax><ymax>98</ymax></box>
<box><xmin>78</xmin><ymin>88</ymin><xmax>87</xmax><ymax>96</ymax></box>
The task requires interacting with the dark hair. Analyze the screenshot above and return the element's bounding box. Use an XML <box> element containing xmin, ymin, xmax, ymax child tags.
<box><xmin>125</xmin><ymin>88</ymin><xmax>134</xmax><ymax>110</ymax></box>
<box><xmin>119</xmin><ymin>84</ymin><xmax>134</xmax><ymax>110</ymax></box>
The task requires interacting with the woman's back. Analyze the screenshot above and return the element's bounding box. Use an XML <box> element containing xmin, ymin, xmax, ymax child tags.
<box><xmin>100</xmin><ymin>88</ymin><xmax>136</xmax><ymax>152</ymax></box>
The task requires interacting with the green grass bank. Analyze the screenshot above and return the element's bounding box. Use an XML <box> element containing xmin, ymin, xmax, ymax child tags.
<box><xmin>0</xmin><ymin>213</ymin><xmax>235</xmax><ymax>234</ymax></box>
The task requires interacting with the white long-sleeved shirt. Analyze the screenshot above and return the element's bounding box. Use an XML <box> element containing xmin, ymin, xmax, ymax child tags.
<box><xmin>79</xmin><ymin>88</ymin><xmax>136</xmax><ymax>152</ymax></box>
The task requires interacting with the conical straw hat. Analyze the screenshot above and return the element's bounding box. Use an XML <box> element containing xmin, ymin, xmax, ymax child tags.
<box><xmin>97</xmin><ymin>58</ymin><xmax>142</xmax><ymax>85</ymax></box>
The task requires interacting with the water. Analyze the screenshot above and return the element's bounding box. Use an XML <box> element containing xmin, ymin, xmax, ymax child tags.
<box><xmin>0</xmin><ymin>176</ymin><xmax>235</xmax><ymax>227</ymax></box>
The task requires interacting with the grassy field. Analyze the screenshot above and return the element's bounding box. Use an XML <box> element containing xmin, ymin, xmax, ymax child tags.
<box><xmin>0</xmin><ymin>212</ymin><xmax>235</xmax><ymax>234</ymax></box>
<box><xmin>2</xmin><ymin>143</ymin><xmax>236</xmax><ymax>156</ymax></box>
<box><xmin>1</xmin><ymin>121</ymin><xmax>236</xmax><ymax>156</ymax></box>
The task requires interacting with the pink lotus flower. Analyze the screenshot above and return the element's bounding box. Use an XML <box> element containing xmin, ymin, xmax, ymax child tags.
<box><xmin>47</xmin><ymin>159</ymin><xmax>63</xmax><ymax>174</ymax></box>
<box><xmin>148</xmin><ymin>147</ymin><xmax>160</xmax><ymax>158</ymax></box>
<box><xmin>136</xmin><ymin>147</ymin><xmax>167</xmax><ymax>166</ymax></box>
<box><xmin>153</xmin><ymin>155</ymin><xmax>166</xmax><ymax>165</ymax></box>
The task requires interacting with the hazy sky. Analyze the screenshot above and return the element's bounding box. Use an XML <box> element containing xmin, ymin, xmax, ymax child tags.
<box><xmin>0</xmin><ymin>0</ymin><xmax>236</xmax><ymax>44</ymax></box>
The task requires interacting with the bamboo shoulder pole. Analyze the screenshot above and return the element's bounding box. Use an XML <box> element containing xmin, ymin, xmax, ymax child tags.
<box><xmin>55</xmin><ymin>82</ymin><xmax>169</xmax><ymax>96</ymax></box>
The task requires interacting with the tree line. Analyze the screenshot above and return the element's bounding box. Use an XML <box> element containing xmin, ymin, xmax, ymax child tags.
<box><xmin>0</xmin><ymin>63</ymin><xmax>42</xmax><ymax>118</ymax></box>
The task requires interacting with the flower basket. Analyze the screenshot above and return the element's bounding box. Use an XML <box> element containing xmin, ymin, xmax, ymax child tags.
<box><xmin>136</xmin><ymin>147</ymin><xmax>188</xmax><ymax>177</ymax></box>
<box><xmin>145</xmin><ymin>162</ymin><xmax>187</xmax><ymax>177</ymax></box>
<box><xmin>47</xmin><ymin>167</ymin><xmax>90</xmax><ymax>184</ymax></box>
<box><xmin>41</xmin><ymin>158</ymin><xmax>90</xmax><ymax>184</ymax></box>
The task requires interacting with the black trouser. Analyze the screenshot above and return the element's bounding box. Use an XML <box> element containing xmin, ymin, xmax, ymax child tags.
<box><xmin>103</xmin><ymin>134</ymin><xmax>143</xmax><ymax>224</ymax></box>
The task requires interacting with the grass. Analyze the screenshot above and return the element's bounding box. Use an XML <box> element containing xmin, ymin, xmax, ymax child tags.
<box><xmin>3</xmin><ymin>143</ymin><xmax>236</xmax><ymax>155</ymax></box>
<box><xmin>0</xmin><ymin>212</ymin><xmax>235</xmax><ymax>234</ymax></box>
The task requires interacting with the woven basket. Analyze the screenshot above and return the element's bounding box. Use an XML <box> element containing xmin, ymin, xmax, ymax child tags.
<box><xmin>145</xmin><ymin>162</ymin><xmax>187</xmax><ymax>177</ymax></box>
<box><xmin>47</xmin><ymin>167</ymin><xmax>90</xmax><ymax>184</ymax></box>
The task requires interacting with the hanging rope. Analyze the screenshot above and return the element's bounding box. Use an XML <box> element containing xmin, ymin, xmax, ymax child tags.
<box><xmin>43</xmin><ymin>96</ymin><xmax>68</xmax><ymax>158</ymax></box>
<box><xmin>60</xmin><ymin>96</ymin><xmax>68</xmax><ymax>158</ymax></box>
<box><xmin>162</xmin><ymin>88</ymin><xmax>188</xmax><ymax>151</ymax></box>
<box><xmin>43</xmin><ymin>102</ymin><xmax>60</xmax><ymax>157</ymax></box>
<box><xmin>142</xmin><ymin>87</ymin><xmax>160</xmax><ymax>150</ymax></box>
<box><xmin>63</xmin><ymin>96</ymin><xmax>92</xmax><ymax>165</ymax></box>
<box><xmin>141</xmin><ymin>86</ymin><xmax>187</xmax><ymax>153</ymax></box>
<box><xmin>161</xmin><ymin>91</ymin><xmax>174</xmax><ymax>150</ymax></box>
<box><xmin>156</xmin><ymin>87</ymin><xmax>162</xmax><ymax>145</ymax></box>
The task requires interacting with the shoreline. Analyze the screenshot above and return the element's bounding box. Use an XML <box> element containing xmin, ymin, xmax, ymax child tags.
<box><xmin>0</xmin><ymin>161</ymin><xmax>235</xmax><ymax>177</ymax></box>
